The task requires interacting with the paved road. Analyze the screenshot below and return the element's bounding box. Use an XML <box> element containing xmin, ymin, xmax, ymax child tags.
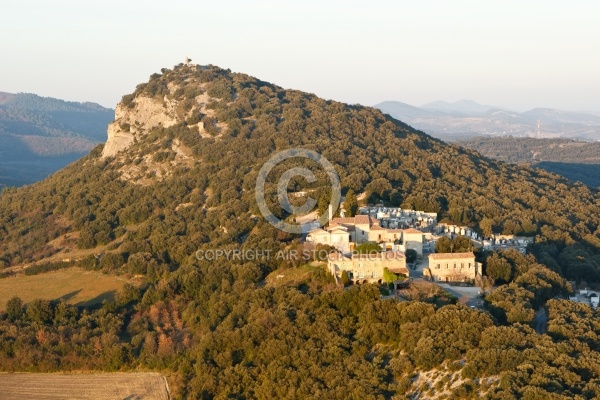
<box><xmin>409</xmin><ymin>256</ymin><xmax>484</xmax><ymax>308</ymax></box>
<box><xmin>438</xmin><ymin>284</ymin><xmax>483</xmax><ymax>308</ymax></box>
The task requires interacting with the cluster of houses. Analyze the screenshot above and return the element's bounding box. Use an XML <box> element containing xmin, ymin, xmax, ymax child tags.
<box><xmin>434</xmin><ymin>224</ymin><xmax>533</xmax><ymax>254</ymax></box>
<box><xmin>569</xmin><ymin>289</ymin><xmax>599</xmax><ymax>309</ymax></box>
<box><xmin>308</xmin><ymin>200</ymin><xmax>539</xmax><ymax>287</ymax></box>
<box><xmin>359</xmin><ymin>206</ymin><xmax>437</xmax><ymax>230</ymax></box>
<box><xmin>435</xmin><ymin>224</ymin><xmax>480</xmax><ymax>240</ymax></box>
<box><xmin>309</xmin><ymin>214</ymin><xmax>482</xmax><ymax>286</ymax></box>
<box><xmin>482</xmin><ymin>235</ymin><xmax>533</xmax><ymax>253</ymax></box>
<box><xmin>307</xmin><ymin>215</ymin><xmax>424</xmax><ymax>255</ymax></box>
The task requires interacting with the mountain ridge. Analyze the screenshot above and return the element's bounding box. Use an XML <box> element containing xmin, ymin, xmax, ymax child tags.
<box><xmin>376</xmin><ymin>100</ymin><xmax>600</xmax><ymax>142</ymax></box>
<box><xmin>0</xmin><ymin>92</ymin><xmax>114</xmax><ymax>186</ymax></box>
<box><xmin>420</xmin><ymin>99</ymin><xmax>506</xmax><ymax>115</ymax></box>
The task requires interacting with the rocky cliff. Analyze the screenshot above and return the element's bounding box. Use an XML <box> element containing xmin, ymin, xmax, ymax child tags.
<box><xmin>102</xmin><ymin>66</ymin><xmax>224</xmax><ymax>159</ymax></box>
<box><xmin>102</xmin><ymin>96</ymin><xmax>179</xmax><ymax>158</ymax></box>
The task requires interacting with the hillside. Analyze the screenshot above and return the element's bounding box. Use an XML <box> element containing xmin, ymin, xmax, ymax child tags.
<box><xmin>0</xmin><ymin>92</ymin><xmax>113</xmax><ymax>187</ymax></box>
<box><xmin>376</xmin><ymin>100</ymin><xmax>600</xmax><ymax>142</ymax></box>
<box><xmin>0</xmin><ymin>64</ymin><xmax>599</xmax><ymax>398</ymax></box>
<box><xmin>459</xmin><ymin>137</ymin><xmax>600</xmax><ymax>187</ymax></box>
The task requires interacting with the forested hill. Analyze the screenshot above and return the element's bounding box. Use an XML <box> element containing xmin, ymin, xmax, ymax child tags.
<box><xmin>459</xmin><ymin>137</ymin><xmax>600</xmax><ymax>187</ymax></box>
<box><xmin>0</xmin><ymin>92</ymin><xmax>113</xmax><ymax>186</ymax></box>
<box><xmin>1</xmin><ymin>64</ymin><xmax>598</xmax><ymax>276</ymax></box>
<box><xmin>0</xmin><ymin>64</ymin><xmax>599</xmax><ymax>398</ymax></box>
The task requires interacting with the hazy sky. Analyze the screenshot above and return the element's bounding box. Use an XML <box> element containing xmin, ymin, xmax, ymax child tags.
<box><xmin>2</xmin><ymin>0</ymin><xmax>600</xmax><ymax>112</ymax></box>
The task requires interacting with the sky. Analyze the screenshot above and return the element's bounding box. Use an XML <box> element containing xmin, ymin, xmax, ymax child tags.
<box><xmin>2</xmin><ymin>0</ymin><xmax>600</xmax><ymax>112</ymax></box>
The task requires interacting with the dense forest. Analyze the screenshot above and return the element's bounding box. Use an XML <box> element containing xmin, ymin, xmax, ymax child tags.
<box><xmin>0</xmin><ymin>92</ymin><xmax>113</xmax><ymax>186</ymax></box>
<box><xmin>0</xmin><ymin>64</ymin><xmax>599</xmax><ymax>398</ymax></box>
<box><xmin>459</xmin><ymin>137</ymin><xmax>600</xmax><ymax>187</ymax></box>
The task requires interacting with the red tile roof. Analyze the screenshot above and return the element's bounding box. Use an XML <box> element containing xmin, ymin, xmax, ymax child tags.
<box><xmin>429</xmin><ymin>252</ymin><xmax>475</xmax><ymax>260</ymax></box>
<box><xmin>354</xmin><ymin>215</ymin><xmax>371</xmax><ymax>224</ymax></box>
<box><xmin>331</xmin><ymin>215</ymin><xmax>371</xmax><ymax>226</ymax></box>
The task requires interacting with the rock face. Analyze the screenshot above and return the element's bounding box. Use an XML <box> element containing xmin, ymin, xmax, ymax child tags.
<box><xmin>102</xmin><ymin>96</ymin><xmax>179</xmax><ymax>158</ymax></box>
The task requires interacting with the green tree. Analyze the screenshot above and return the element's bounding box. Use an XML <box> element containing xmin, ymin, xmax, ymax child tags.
<box><xmin>485</xmin><ymin>253</ymin><xmax>513</xmax><ymax>283</ymax></box>
<box><xmin>317</xmin><ymin>190</ymin><xmax>331</xmax><ymax>218</ymax></box>
<box><xmin>341</xmin><ymin>270</ymin><xmax>350</xmax><ymax>286</ymax></box>
<box><xmin>435</xmin><ymin>235</ymin><xmax>472</xmax><ymax>253</ymax></box>
<box><xmin>343</xmin><ymin>189</ymin><xmax>359</xmax><ymax>217</ymax></box>
<box><xmin>25</xmin><ymin>299</ymin><xmax>53</xmax><ymax>325</ymax></box>
<box><xmin>453</xmin><ymin>235</ymin><xmax>473</xmax><ymax>252</ymax></box>
<box><xmin>480</xmin><ymin>217</ymin><xmax>495</xmax><ymax>237</ymax></box>
<box><xmin>383</xmin><ymin>267</ymin><xmax>399</xmax><ymax>283</ymax></box>
<box><xmin>6</xmin><ymin>296</ymin><xmax>23</xmax><ymax>322</ymax></box>
<box><xmin>406</xmin><ymin>249</ymin><xmax>418</xmax><ymax>263</ymax></box>
<box><xmin>435</xmin><ymin>236</ymin><xmax>453</xmax><ymax>253</ymax></box>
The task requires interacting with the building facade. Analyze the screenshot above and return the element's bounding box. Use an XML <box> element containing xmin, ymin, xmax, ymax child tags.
<box><xmin>308</xmin><ymin>215</ymin><xmax>423</xmax><ymax>255</ymax></box>
<box><xmin>328</xmin><ymin>251</ymin><xmax>408</xmax><ymax>285</ymax></box>
<box><xmin>427</xmin><ymin>252</ymin><xmax>479</xmax><ymax>283</ymax></box>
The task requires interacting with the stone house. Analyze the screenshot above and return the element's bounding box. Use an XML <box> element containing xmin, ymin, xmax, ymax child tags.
<box><xmin>308</xmin><ymin>215</ymin><xmax>423</xmax><ymax>254</ymax></box>
<box><xmin>427</xmin><ymin>252</ymin><xmax>479</xmax><ymax>283</ymax></box>
<box><xmin>328</xmin><ymin>251</ymin><xmax>409</xmax><ymax>285</ymax></box>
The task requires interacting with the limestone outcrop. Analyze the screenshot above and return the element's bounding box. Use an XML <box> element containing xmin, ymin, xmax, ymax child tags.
<box><xmin>102</xmin><ymin>96</ymin><xmax>178</xmax><ymax>158</ymax></box>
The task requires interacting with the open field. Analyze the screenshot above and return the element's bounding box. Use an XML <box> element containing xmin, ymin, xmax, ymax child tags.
<box><xmin>0</xmin><ymin>372</ymin><xmax>169</xmax><ymax>400</ymax></box>
<box><xmin>265</xmin><ymin>264</ymin><xmax>324</xmax><ymax>288</ymax></box>
<box><xmin>0</xmin><ymin>268</ymin><xmax>136</xmax><ymax>311</ymax></box>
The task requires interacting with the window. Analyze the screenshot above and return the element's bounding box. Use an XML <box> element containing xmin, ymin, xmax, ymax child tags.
<box><xmin>461</xmin><ymin>263</ymin><xmax>464</xmax><ymax>269</ymax></box>
<box><xmin>468</xmin><ymin>263</ymin><xmax>472</xmax><ymax>268</ymax></box>
<box><xmin>436</xmin><ymin>263</ymin><xmax>441</xmax><ymax>269</ymax></box>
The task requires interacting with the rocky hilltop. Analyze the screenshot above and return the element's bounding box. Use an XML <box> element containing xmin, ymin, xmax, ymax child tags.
<box><xmin>102</xmin><ymin>96</ymin><xmax>178</xmax><ymax>158</ymax></box>
<box><xmin>0</xmin><ymin>63</ymin><xmax>599</xmax><ymax>398</ymax></box>
<box><xmin>102</xmin><ymin>66</ymin><xmax>228</xmax><ymax>158</ymax></box>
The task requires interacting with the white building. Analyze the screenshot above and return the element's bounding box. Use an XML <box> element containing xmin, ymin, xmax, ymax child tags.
<box><xmin>307</xmin><ymin>215</ymin><xmax>423</xmax><ymax>255</ymax></box>
<box><xmin>426</xmin><ymin>252</ymin><xmax>480</xmax><ymax>283</ymax></box>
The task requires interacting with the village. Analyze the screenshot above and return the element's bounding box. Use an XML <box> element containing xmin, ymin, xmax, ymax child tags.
<box><xmin>304</xmin><ymin>204</ymin><xmax>535</xmax><ymax>306</ymax></box>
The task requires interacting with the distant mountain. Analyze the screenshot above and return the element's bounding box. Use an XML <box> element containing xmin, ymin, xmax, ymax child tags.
<box><xmin>522</xmin><ymin>108</ymin><xmax>600</xmax><ymax>125</ymax></box>
<box><xmin>375</xmin><ymin>100</ymin><xmax>600</xmax><ymax>142</ymax></box>
<box><xmin>458</xmin><ymin>137</ymin><xmax>600</xmax><ymax>187</ymax></box>
<box><xmin>420</xmin><ymin>99</ymin><xmax>503</xmax><ymax>115</ymax></box>
<box><xmin>375</xmin><ymin>100</ymin><xmax>440</xmax><ymax>119</ymax></box>
<box><xmin>0</xmin><ymin>92</ymin><xmax>113</xmax><ymax>187</ymax></box>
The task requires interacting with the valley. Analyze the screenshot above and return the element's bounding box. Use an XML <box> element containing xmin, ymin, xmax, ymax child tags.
<box><xmin>0</xmin><ymin>92</ymin><xmax>113</xmax><ymax>187</ymax></box>
<box><xmin>458</xmin><ymin>137</ymin><xmax>600</xmax><ymax>187</ymax></box>
<box><xmin>376</xmin><ymin>99</ymin><xmax>600</xmax><ymax>142</ymax></box>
